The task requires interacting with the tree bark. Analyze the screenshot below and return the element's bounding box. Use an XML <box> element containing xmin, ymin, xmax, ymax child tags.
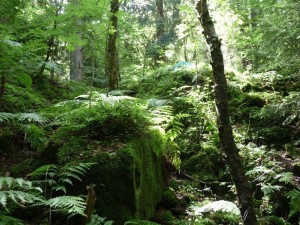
<box><xmin>154</xmin><ymin>0</ymin><xmax>166</xmax><ymax>66</ymax></box>
<box><xmin>195</xmin><ymin>1</ymin><xmax>258</xmax><ymax>225</ymax></box>
<box><xmin>0</xmin><ymin>75</ymin><xmax>6</xmax><ymax>98</ymax></box>
<box><xmin>37</xmin><ymin>0</ymin><xmax>61</xmax><ymax>78</ymax></box>
<box><xmin>69</xmin><ymin>0</ymin><xmax>84</xmax><ymax>81</ymax></box>
<box><xmin>82</xmin><ymin>184</ymin><xmax>96</xmax><ymax>225</ymax></box>
<box><xmin>105</xmin><ymin>0</ymin><xmax>120</xmax><ymax>91</ymax></box>
<box><xmin>70</xmin><ymin>45</ymin><xmax>84</xmax><ymax>80</ymax></box>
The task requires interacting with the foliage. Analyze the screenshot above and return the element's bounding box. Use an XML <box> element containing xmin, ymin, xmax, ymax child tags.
<box><xmin>30</xmin><ymin>163</ymin><xmax>94</xmax><ymax>194</ymax></box>
<box><xmin>229</xmin><ymin>0</ymin><xmax>300</xmax><ymax>72</ymax></box>
<box><xmin>0</xmin><ymin>214</ymin><xmax>25</xmax><ymax>225</ymax></box>
<box><xmin>138</xmin><ymin>63</ymin><xmax>197</xmax><ymax>97</ymax></box>
<box><xmin>0</xmin><ymin>112</ymin><xmax>45</xmax><ymax>124</ymax></box>
<box><xmin>125</xmin><ymin>220</ymin><xmax>160</xmax><ymax>225</ymax></box>
<box><xmin>88</xmin><ymin>214</ymin><xmax>114</xmax><ymax>225</ymax></box>
<box><xmin>0</xmin><ymin>177</ymin><xmax>42</xmax><ymax>208</ymax></box>
<box><xmin>0</xmin><ymin>163</ymin><xmax>93</xmax><ymax>222</ymax></box>
<box><xmin>41</xmin><ymin>195</ymin><xmax>86</xmax><ymax>217</ymax></box>
<box><xmin>1</xmin><ymin>0</ymin><xmax>300</xmax><ymax>224</ymax></box>
<box><xmin>287</xmin><ymin>189</ymin><xmax>300</xmax><ymax>218</ymax></box>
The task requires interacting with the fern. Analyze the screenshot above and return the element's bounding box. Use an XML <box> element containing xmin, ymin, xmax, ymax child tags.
<box><xmin>166</xmin><ymin>113</ymin><xmax>189</xmax><ymax>141</ymax></box>
<box><xmin>87</xmin><ymin>214</ymin><xmax>114</xmax><ymax>225</ymax></box>
<box><xmin>261</xmin><ymin>184</ymin><xmax>282</xmax><ymax>195</ymax></box>
<box><xmin>0</xmin><ymin>215</ymin><xmax>24</xmax><ymax>225</ymax></box>
<box><xmin>0</xmin><ymin>113</ymin><xmax>14</xmax><ymax>123</ymax></box>
<box><xmin>17</xmin><ymin>113</ymin><xmax>46</xmax><ymax>124</ymax></box>
<box><xmin>41</xmin><ymin>196</ymin><xmax>86</xmax><ymax>217</ymax></box>
<box><xmin>0</xmin><ymin>177</ymin><xmax>43</xmax><ymax>207</ymax></box>
<box><xmin>274</xmin><ymin>172</ymin><xmax>294</xmax><ymax>184</ymax></box>
<box><xmin>188</xmin><ymin>200</ymin><xmax>240</xmax><ymax>216</ymax></box>
<box><xmin>0</xmin><ymin>112</ymin><xmax>46</xmax><ymax>124</ymax></box>
<box><xmin>30</xmin><ymin>163</ymin><xmax>94</xmax><ymax>194</ymax></box>
<box><xmin>287</xmin><ymin>189</ymin><xmax>300</xmax><ymax>217</ymax></box>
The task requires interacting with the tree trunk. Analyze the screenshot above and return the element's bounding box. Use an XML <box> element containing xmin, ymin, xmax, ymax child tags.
<box><xmin>37</xmin><ymin>0</ymin><xmax>61</xmax><ymax>77</ymax></box>
<box><xmin>82</xmin><ymin>184</ymin><xmax>96</xmax><ymax>225</ymax></box>
<box><xmin>0</xmin><ymin>75</ymin><xmax>6</xmax><ymax>98</ymax></box>
<box><xmin>105</xmin><ymin>0</ymin><xmax>119</xmax><ymax>91</ymax></box>
<box><xmin>195</xmin><ymin>1</ymin><xmax>258</xmax><ymax>225</ymax></box>
<box><xmin>154</xmin><ymin>0</ymin><xmax>166</xmax><ymax>66</ymax></box>
<box><xmin>69</xmin><ymin>0</ymin><xmax>84</xmax><ymax>81</ymax></box>
<box><xmin>70</xmin><ymin>45</ymin><xmax>84</xmax><ymax>80</ymax></box>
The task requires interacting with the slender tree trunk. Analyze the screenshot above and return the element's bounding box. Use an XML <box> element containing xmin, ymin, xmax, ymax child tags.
<box><xmin>105</xmin><ymin>0</ymin><xmax>119</xmax><ymax>91</ymax></box>
<box><xmin>69</xmin><ymin>0</ymin><xmax>84</xmax><ymax>81</ymax></box>
<box><xmin>154</xmin><ymin>0</ymin><xmax>166</xmax><ymax>66</ymax></box>
<box><xmin>195</xmin><ymin>1</ymin><xmax>258</xmax><ymax>225</ymax></box>
<box><xmin>37</xmin><ymin>33</ymin><xmax>55</xmax><ymax>77</ymax></box>
<box><xmin>0</xmin><ymin>75</ymin><xmax>6</xmax><ymax>98</ymax></box>
<box><xmin>38</xmin><ymin>0</ymin><xmax>61</xmax><ymax>77</ymax></box>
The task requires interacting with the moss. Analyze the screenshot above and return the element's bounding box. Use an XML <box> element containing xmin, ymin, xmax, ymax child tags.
<box><xmin>0</xmin><ymin>84</ymin><xmax>46</xmax><ymax>112</ymax></box>
<box><xmin>132</xmin><ymin>135</ymin><xmax>164</xmax><ymax>219</ymax></box>
<box><xmin>254</xmin><ymin>126</ymin><xmax>290</xmax><ymax>146</ymax></box>
<box><xmin>88</xmin><ymin>150</ymin><xmax>136</xmax><ymax>224</ymax></box>
<box><xmin>181</xmin><ymin>144</ymin><xmax>222</xmax><ymax>181</ymax></box>
<box><xmin>152</xmin><ymin>210</ymin><xmax>175</xmax><ymax>225</ymax></box>
<box><xmin>84</xmin><ymin>131</ymin><xmax>165</xmax><ymax>225</ymax></box>
<box><xmin>11</xmin><ymin>159</ymin><xmax>34</xmax><ymax>177</ymax></box>
<box><xmin>125</xmin><ymin>220</ymin><xmax>161</xmax><ymax>225</ymax></box>
<box><xmin>57</xmin><ymin>136</ymin><xmax>88</xmax><ymax>164</ymax></box>
<box><xmin>205</xmin><ymin>211</ymin><xmax>240</xmax><ymax>225</ymax></box>
<box><xmin>160</xmin><ymin>189</ymin><xmax>178</xmax><ymax>209</ymax></box>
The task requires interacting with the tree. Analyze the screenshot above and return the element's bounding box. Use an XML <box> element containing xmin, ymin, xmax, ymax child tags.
<box><xmin>69</xmin><ymin>0</ymin><xmax>84</xmax><ymax>81</ymax></box>
<box><xmin>229</xmin><ymin>0</ymin><xmax>300</xmax><ymax>72</ymax></box>
<box><xmin>195</xmin><ymin>1</ymin><xmax>258</xmax><ymax>225</ymax></box>
<box><xmin>37</xmin><ymin>0</ymin><xmax>63</xmax><ymax>78</ymax></box>
<box><xmin>154</xmin><ymin>0</ymin><xmax>166</xmax><ymax>65</ymax></box>
<box><xmin>105</xmin><ymin>0</ymin><xmax>120</xmax><ymax>91</ymax></box>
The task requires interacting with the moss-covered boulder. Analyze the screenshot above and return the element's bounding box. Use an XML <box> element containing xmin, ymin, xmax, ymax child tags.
<box><xmin>87</xmin><ymin>133</ymin><xmax>165</xmax><ymax>224</ymax></box>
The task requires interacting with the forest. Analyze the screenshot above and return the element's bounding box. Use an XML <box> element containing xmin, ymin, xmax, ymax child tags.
<box><xmin>0</xmin><ymin>0</ymin><xmax>300</xmax><ymax>224</ymax></box>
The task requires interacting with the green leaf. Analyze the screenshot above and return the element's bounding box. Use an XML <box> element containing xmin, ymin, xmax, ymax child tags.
<box><xmin>274</xmin><ymin>172</ymin><xmax>294</xmax><ymax>184</ymax></box>
<box><xmin>261</xmin><ymin>184</ymin><xmax>281</xmax><ymax>195</ymax></box>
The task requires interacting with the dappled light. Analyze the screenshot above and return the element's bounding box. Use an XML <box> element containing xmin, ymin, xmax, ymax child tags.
<box><xmin>0</xmin><ymin>0</ymin><xmax>300</xmax><ymax>224</ymax></box>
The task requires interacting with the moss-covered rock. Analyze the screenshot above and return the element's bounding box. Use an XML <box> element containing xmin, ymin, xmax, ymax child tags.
<box><xmin>86</xmin><ymin>132</ymin><xmax>165</xmax><ymax>224</ymax></box>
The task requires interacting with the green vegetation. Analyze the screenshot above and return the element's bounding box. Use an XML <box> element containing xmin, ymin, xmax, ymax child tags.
<box><xmin>1</xmin><ymin>0</ymin><xmax>300</xmax><ymax>224</ymax></box>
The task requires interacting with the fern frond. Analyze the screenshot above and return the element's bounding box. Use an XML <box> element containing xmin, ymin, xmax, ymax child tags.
<box><xmin>41</xmin><ymin>196</ymin><xmax>86</xmax><ymax>217</ymax></box>
<box><xmin>58</xmin><ymin>163</ymin><xmax>95</xmax><ymax>186</ymax></box>
<box><xmin>261</xmin><ymin>184</ymin><xmax>282</xmax><ymax>195</ymax></box>
<box><xmin>0</xmin><ymin>191</ymin><xmax>43</xmax><ymax>207</ymax></box>
<box><xmin>274</xmin><ymin>172</ymin><xmax>294</xmax><ymax>184</ymax></box>
<box><xmin>0</xmin><ymin>177</ymin><xmax>41</xmax><ymax>192</ymax></box>
<box><xmin>287</xmin><ymin>189</ymin><xmax>300</xmax><ymax>217</ymax></box>
<box><xmin>165</xmin><ymin>141</ymin><xmax>181</xmax><ymax>170</ymax></box>
<box><xmin>0</xmin><ymin>215</ymin><xmax>24</xmax><ymax>225</ymax></box>
<box><xmin>0</xmin><ymin>177</ymin><xmax>43</xmax><ymax>207</ymax></box>
<box><xmin>30</xmin><ymin>165</ymin><xmax>58</xmax><ymax>179</ymax></box>
<box><xmin>17</xmin><ymin>113</ymin><xmax>46</xmax><ymax>124</ymax></box>
<box><xmin>0</xmin><ymin>112</ymin><xmax>14</xmax><ymax>123</ymax></box>
<box><xmin>0</xmin><ymin>112</ymin><xmax>46</xmax><ymax>124</ymax></box>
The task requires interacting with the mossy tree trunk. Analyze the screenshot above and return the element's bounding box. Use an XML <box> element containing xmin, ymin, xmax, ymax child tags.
<box><xmin>195</xmin><ymin>1</ymin><xmax>258</xmax><ymax>225</ymax></box>
<box><xmin>105</xmin><ymin>0</ymin><xmax>120</xmax><ymax>91</ymax></box>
